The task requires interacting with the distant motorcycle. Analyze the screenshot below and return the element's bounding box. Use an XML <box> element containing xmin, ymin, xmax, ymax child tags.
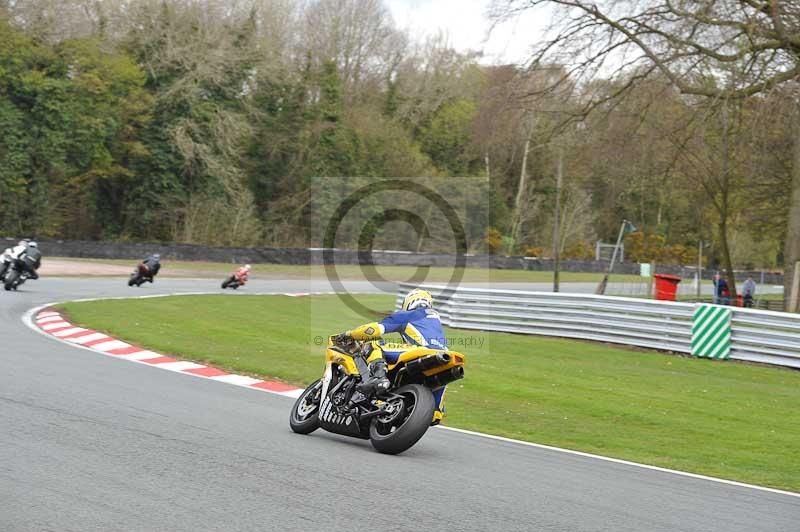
<box><xmin>128</xmin><ymin>263</ymin><xmax>152</xmax><ymax>287</ymax></box>
<box><xmin>0</xmin><ymin>248</ymin><xmax>13</xmax><ymax>281</ymax></box>
<box><xmin>222</xmin><ymin>265</ymin><xmax>251</xmax><ymax>290</ymax></box>
<box><xmin>4</xmin><ymin>253</ymin><xmax>39</xmax><ymax>291</ymax></box>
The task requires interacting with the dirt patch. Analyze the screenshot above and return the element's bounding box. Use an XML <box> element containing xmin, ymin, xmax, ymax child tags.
<box><xmin>39</xmin><ymin>258</ymin><xmax>231</xmax><ymax>278</ymax></box>
<box><xmin>40</xmin><ymin>259</ymin><xmax>134</xmax><ymax>277</ymax></box>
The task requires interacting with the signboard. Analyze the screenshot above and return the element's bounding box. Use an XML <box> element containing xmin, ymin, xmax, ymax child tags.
<box><xmin>692</xmin><ymin>304</ymin><xmax>731</xmax><ymax>359</ymax></box>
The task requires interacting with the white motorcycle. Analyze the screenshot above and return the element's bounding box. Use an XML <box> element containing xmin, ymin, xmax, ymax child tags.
<box><xmin>0</xmin><ymin>248</ymin><xmax>14</xmax><ymax>282</ymax></box>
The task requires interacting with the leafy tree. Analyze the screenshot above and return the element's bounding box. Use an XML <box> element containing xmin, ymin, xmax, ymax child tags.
<box><xmin>418</xmin><ymin>99</ymin><xmax>480</xmax><ymax>175</ymax></box>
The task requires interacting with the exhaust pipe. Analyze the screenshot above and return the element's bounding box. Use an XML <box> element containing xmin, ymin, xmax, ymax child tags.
<box><xmin>405</xmin><ymin>353</ymin><xmax>451</xmax><ymax>375</ymax></box>
<box><xmin>425</xmin><ymin>366</ymin><xmax>464</xmax><ymax>388</ymax></box>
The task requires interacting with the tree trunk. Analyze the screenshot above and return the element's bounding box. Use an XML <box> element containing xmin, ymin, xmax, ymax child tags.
<box><xmin>719</xmin><ymin>215</ymin><xmax>737</xmax><ymax>300</ymax></box>
<box><xmin>553</xmin><ymin>147</ymin><xmax>563</xmax><ymax>292</ymax></box>
<box><xmin>785</xmin><ymin>102</ymin><xmax>800</xmax><ymax>310</ymax></box>
<box><xmin>720</xmin><ymin>100</ymin><xmax>737</xmax><ymax>299</ymax></box>
<box><xmin>508</xmin><ymin>133</ymin><xmax>531</xmax><ymax>255</ymax></box>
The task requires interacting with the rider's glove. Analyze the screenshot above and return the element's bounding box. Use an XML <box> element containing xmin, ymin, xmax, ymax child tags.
<box><xmin>335</xmin><ymin>332</ymin><xmax>352</xmax><ymax>344</ymax></box>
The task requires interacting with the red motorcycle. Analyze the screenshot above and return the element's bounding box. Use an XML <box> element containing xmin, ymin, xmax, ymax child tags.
<box><xmin>128</xmin><ymin>263</ymin><xmax>151</xmax><ymax>287</ymax></box>
<box><xmin>222</xmin><ymin>265</ymin><xmax>251</xmax><ymax>289</ymax></box>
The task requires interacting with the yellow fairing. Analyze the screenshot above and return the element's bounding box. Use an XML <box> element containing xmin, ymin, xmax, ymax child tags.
<box><xmin>325</xmin><ymin>347</ymin><xmax>360</xmax><ymax>375</ymax></box>
<box><xmin>384</xmin><ymin>344</ymin><xmax>440</xmax><ymax>370</ymax></box>
<box><xmin>381</xmin><ymin>345</ymin><xmax>466</xmax><ymax>374</ymax></box>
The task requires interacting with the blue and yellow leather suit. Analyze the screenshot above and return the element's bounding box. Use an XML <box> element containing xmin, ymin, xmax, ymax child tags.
<box><xmin>346</xmin><ymin>307</ymin><xmax>448</xmax><ymax>407</ymax></box>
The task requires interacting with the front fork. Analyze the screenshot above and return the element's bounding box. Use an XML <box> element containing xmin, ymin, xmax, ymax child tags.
<box><xmin>353</xmin><ymin>354</ymin><xmax>371</xmax><ymax>376</ymax></box>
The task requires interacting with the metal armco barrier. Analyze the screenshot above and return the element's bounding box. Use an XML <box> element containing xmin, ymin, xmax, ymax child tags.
<box><xmin>397</xmin><ymin>284</ymin><xmax>800</xmax><ymax>370</ymax></box>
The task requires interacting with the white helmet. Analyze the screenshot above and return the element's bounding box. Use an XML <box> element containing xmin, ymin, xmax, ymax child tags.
<box><xmin>244</xmin><ymin>264</ymin><xmax>251</xmax><ymax>270</ymax></box>
<box><xmin>28</xmin><ymin>241</ymin><xmax>38</xmax><ymax>248</ymax></box>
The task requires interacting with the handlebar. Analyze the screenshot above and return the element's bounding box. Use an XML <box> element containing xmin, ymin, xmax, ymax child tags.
<box><xmin>330</xmin><ymin>335</ymin><xmax>366</xmax><ymax>354</ymax></box>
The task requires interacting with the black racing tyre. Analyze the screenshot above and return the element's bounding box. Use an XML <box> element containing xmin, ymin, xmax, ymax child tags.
<box><xmin>290</xmin><ymin>380</ymin><xmax>322</xmax><ymax>435</ymax></box>
<box><xmin>4</xmin><ymin>270</ymin><xmax>19</xmax><ymax>291</ymax></box>
<box><xmin>222</xmin><ymin>277</ymin><xmax>231</xmax><ymax>289</ymax></box>
<box><xmin>128</xmin><ymin>277</ymin><xmax>136</xmax><ymax>287</ymax></box>
<box><xmin>369</xmin><ymin>384</ymin><xmax>435</xmax><ymax>455</ymax></box>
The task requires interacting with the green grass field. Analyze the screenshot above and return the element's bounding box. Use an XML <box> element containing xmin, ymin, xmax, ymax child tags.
<box><xmin>58</xmin><ymin>294</ymin><xmax>800</xmax><ymax>492</ymax></box>
<box><xmin>51</xmin><ymin>257</ymin><xmax>643</xmax><ymax>283</ymax></box>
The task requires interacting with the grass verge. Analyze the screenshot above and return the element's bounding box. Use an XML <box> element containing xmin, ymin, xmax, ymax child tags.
<box><xmin>58</xmin><ymin>294</ymin><xmax>800</xmax><ymax>492</ymax></box>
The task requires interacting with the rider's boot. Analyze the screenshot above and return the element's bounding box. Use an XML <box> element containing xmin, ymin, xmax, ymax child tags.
<box><xmin>356</xmin><ymin>359</ymin><xmax>390</xmax><ymax>395</ymax></box>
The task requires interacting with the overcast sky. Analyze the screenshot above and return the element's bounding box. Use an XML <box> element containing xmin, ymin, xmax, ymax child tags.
<box><xmin>386</xmin><ymin>0</ymin><xmax>547</xmax><ymax>64</ymax></box>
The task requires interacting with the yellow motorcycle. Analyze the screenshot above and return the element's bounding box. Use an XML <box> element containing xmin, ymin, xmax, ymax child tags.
<box><xmin>289</xmin><ymin>336</ymin><xmax>465</xmax><ymax>454</ymax></box>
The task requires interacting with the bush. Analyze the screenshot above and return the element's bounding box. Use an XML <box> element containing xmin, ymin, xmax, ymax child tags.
<box><xmin>524</xmin><ymin>246</ymin><xmax>545</xmax><ymax>258</ymax></box>
<box><xmin>485</xmin><ymin>228</ymin><xmax>503</xmax><ymax>255</ymax></box>
<box><xmin>625</xmin><ymin>232</ymin><xmax>699</xmax><ymax>265</ymax></box>
<box><xmin>563</xmin><ymin>241</ymin><xmax>594</xmax><ymax>260</ymax></box>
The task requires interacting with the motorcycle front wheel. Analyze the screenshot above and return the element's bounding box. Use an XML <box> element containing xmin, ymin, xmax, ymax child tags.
<box><xmin>369</xmin><ymin>384</ymin><xmax>435</xmax><ymax>455</ymax></box>
<box><xmin>4</xmin><ymin>270</ymin><xmax>19</xmax><ymax>291</ymax></box>
<box><xmin>289</xmin><ymin>379</ymin><xmax>322</xmax><ymax>435</ymax></box>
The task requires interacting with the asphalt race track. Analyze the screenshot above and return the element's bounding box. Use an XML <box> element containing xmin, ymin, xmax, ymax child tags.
<box><xmin>1</xmin><ymin>278</ymin><xmax>798</xmax><ymax>531</ymax></box>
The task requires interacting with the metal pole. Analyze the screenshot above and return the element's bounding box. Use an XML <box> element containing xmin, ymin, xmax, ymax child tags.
<box><xmin>553</xmin><ymin>148</ymin><xmax>563</xmax><ymax>292</ymax></box>
<box><xmin>608</xmin><ymin>220</ymin><xmax>626</xmax><ymax>273</ymax></box>
<box><xmin>596</xmin><ymin>219</ymin><xmax>627</xmax><ymax>295</ymax></box>
<box><xmin>697</xmin><ymin>240</ymin><xmax>703</xmax><ymax>299</ymax></box>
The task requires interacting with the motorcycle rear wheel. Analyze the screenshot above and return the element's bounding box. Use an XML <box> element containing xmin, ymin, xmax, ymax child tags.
<box><xmin>369</xmin><ymin>384</ymin><xmax>435</xmax><ymax>455</ymax></box>
<box><xmin>290</xmin><ymin>379</ymin><xmax>322</xmax><ymax>435</ymax></box>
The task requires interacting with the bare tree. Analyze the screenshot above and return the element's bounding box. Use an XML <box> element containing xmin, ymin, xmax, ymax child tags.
<box><xmin>302</xmin><ymin>0</ymin><xmax>400</xmax><ymax>100</ymax></box>
<box><xmin>492</xmin><ymin>0</ymin><xmax>800</xmax><ymax>305</ymax></box>
<box><xmin>392</xmin><ymin>33</ymin><xmax>483</xmax><ymax>130</ymax></box>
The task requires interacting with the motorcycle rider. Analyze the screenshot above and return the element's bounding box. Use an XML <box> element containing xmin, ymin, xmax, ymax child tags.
<box><xmin>140</xmin><ymin>253</ymin><xmax>161</xmax><ymax>282</ymax></box>
<box><xmin>21</xmin><ymin>241</ymin><xmax>42</xmax><ymax>279</ymax></box>
<box><xmin>336</xmin><ymin>289</ymin><xmax>447</xmax><ymax>401</ymax></box>
<box><xmin>1</xmin><ymin>240</ymin><xmax>32</xmax><ymax>280</ymax></box>
<box><xmin>236</xmin><ymin>264</ymin><xmax>251</xmax><ymax>284</ymax></box>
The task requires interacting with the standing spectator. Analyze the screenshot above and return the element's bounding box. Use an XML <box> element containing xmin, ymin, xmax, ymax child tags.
<box><xmin>713</xmin><ymin>273</ymin><xmax>730</xmax><ymax>305</ymax></box>
<box><xmin>742</xmin><ymin>276</ymin><xmax>756</xmax><ymax>308</ymax></box>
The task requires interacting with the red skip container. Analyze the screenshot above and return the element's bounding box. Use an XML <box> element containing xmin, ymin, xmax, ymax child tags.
<box><xmin>654</xmin><ymin>274</ymin><xmax>681</xmax><ymax>301</ymax></box>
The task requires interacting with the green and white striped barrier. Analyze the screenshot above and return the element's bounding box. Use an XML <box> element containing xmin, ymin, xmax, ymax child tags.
<box><xmin>692</xmin><ymin>304</ymin><xmax>731</xmax><ymax>359</ymax></box>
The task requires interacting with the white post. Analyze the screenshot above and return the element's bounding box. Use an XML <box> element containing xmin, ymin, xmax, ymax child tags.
<box><xmin>697</xmin><ymin>241</ymin><xmax>703</xmax><ymax>299</ymax></box>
